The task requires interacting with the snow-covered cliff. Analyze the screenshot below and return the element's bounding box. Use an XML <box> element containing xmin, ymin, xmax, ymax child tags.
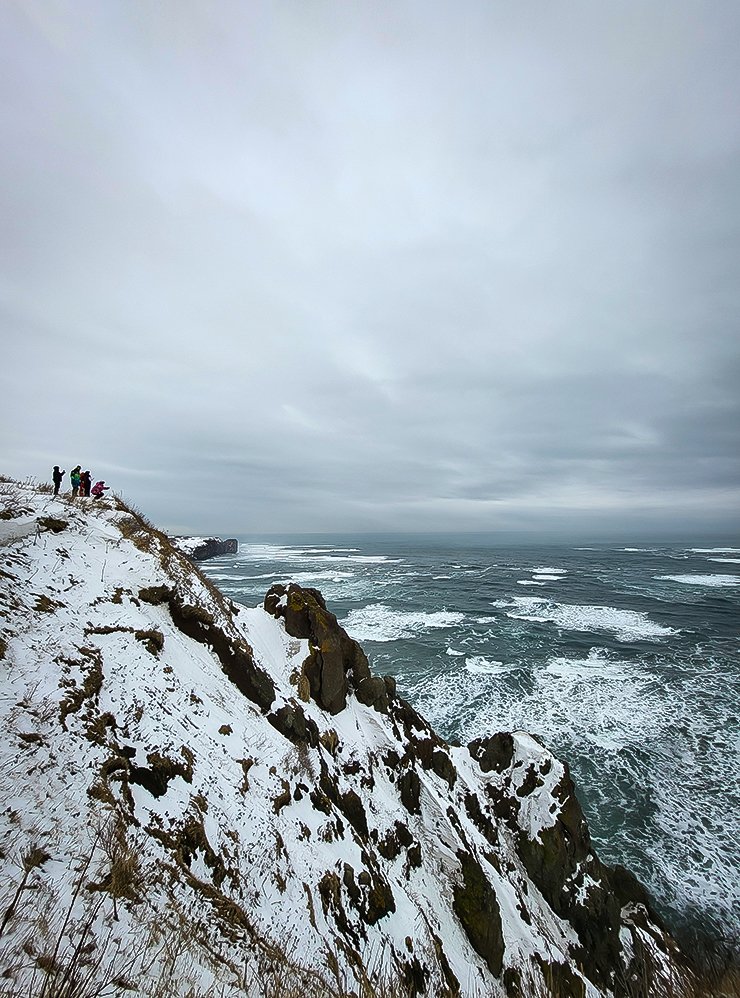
<box><xmin>0</xmin><ymin>480</ymin><xmax>684</xmax><ymax>997</ymax></box>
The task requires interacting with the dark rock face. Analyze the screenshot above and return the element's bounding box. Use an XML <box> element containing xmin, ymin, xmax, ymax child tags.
<box><xmin>172</xmin><ymin>537</ymin><xmax>239</xmax><ymax>561</ymax></box>
<box><xmin>468</xmin><ymin>732</ymin><xmax>515</xmax><ymax>773</ymax></box>
<box><xmin>398</xmin><ymin>769</ymin><xmax>421</xmax><ymax>814</ymax></box>
<box><xmin>452</xmin><ymin>850</ymin><xmax>505</xmax><ymax>977</ymax></box>
<box><xmin>468</xmin><ymin>733</ymin><xmax>653</xmax><ymax>991</ymax></box>
<box><xmin>267</xmin><ymin>704</ymin><xmax>319</xmax><ymax>747</ymax></box>
<box><xmin>264</xmin><ymin>583</ymin><xmax>395</xmax><ymax>716</ymax></box>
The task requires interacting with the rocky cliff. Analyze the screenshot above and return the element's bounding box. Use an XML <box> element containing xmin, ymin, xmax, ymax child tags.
<box><xmin>0</xmin><ymin>480</ymin><xmax>686</xmax><ymax>998</ymax></box>
<box><xmin>170</xmin><ymin>535</ymin><xmax>239</xmax><ymax>561</ymax></box>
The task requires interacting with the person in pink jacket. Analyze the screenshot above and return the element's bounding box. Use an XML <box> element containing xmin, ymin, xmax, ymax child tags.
<box><xmin>91</xmin><ymin>481</ymin><xmax>109</xmax><ymax>499</ymax></box>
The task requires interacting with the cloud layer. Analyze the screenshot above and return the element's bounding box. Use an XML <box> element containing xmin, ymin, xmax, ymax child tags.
<box><xmin>1</xmin><ymin>0</ymin><xmax>739</xmax><ymax>536</ymax></box>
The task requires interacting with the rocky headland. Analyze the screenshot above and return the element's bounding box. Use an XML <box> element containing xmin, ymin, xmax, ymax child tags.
<box><xmin>0</xmin><ymin>479</ymin><xmax>693</xmax><ymax>997</ymax></box>
<box><xmin>170</xmin><ymin>535</ymin><xmax>239</xmax><ymax>561</ymax></box>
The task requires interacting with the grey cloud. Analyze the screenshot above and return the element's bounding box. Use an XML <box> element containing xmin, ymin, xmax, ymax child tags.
<box><xmin>1</xmin><ymin>0</ymin><xmax>739</xmax><ymax>537</ymax></box>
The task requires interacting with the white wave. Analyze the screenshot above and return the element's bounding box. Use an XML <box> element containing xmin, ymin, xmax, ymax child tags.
<box><xmin>446</xmin><ymin>648</ymin><xmax>464</xmax><ymax>656</ymax></box>
<box><xmin>545</xmin><ymin>649</ymin><xmax>635</xmax><ymax>683</ymax></box>
<box><xmin>280</xmin><ymin>570</ymin><xmax>355</xmax><ymax>583</ymax></box>
<box><xmin>532</xmin><ymin>574</ymin><xmax>565</xmax><ymax>581</ymax></box>
<box><xmin>465</xmin><ymin>656</ymin><xmax>506</xmax><ymax>674</ymax></box>
<box><xmin>206</xmin><ymin>572</ymin><xmax>280</xmax><ymax>581</ymax></box>
<box><xmin>300</xmin><ymin>547</ymin><xmax>360</xmax><ymax>554</ymax></box>
<box><xmin>689</xmin><ymin>547</ymin><xmax>740</xmax><ymax>553</ymax></box>
<box><xmin>534</xmin><ymin>567</ymin><xmax>567</xmax><ymax>574</ymax></box>
<box><xmin>517</xmin><ymin>580</ymin><xmax>547</xmax><ymax>586</ymax></box>
<box><xmin>474</xmin><ymin>616</ymin><xmax>498</xmax><ymax>623</ymax></box>
<box><xmin>433</xmin><ymin>575</ymin><xmax>453</xmax><ymax>580</ymax></box>
<box><xmin>656</xmin><ymin>574</ymin><xmax>740</xmax><ymax>588</ymax></box>
<box><xmin>236</xmin><ymin>543</ymin><xmax>398</xmax><ymax>565</ymax></box>
<box><xmin>500</xmin><ymin>597</ymin><xmax>676</xmax><ymax>641</ymax></box>
<box><xmin>709</xmin><ymin>558</ymin><xmax>740</xmax><ymax>564</ymax></box>
<box><xmin>341</xmin><ymin>604</ymin><xmax>465</xmax><ymax>642</ymax></box>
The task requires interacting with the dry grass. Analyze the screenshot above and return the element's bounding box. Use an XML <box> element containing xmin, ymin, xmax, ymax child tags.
<box><xmin>112</xmin><ymin>494</ymin><xmax>237</xmax><ymax>624</ymax></box>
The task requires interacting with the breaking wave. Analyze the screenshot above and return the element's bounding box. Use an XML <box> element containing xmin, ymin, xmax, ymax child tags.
<box><xmin>341</xmin><ymin>604</ymin><xmax>465</xmax><ymax>642</ymax></box>
<box><xmin>495</xmin><ymin>597</ymin><xmax>676</xmax><ymax>641</ymax></box>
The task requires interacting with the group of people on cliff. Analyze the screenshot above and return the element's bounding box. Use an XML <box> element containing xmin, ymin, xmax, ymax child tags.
<box><xmin>52</xmin><ymin>466</ymin><xmax>109</xmax><ymax>499</ymax></box>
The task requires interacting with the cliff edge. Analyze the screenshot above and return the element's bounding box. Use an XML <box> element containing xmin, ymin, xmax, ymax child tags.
<box><xmin>0</xmin><ymin>479</ymin><xmax>686</xmax><ymax>998</ymax></box>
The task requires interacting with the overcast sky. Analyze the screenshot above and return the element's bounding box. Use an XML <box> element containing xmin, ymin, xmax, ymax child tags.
<box><xmin>1</xmin><ymin>0</ymin><xmax>738</xmax><ymax>537</ymax></box>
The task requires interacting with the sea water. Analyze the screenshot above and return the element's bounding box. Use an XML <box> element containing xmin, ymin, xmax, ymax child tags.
<box><xmin>200</xmin><ymin>535</ymin><xmax>740</xmax><ymax>939</ymax></box>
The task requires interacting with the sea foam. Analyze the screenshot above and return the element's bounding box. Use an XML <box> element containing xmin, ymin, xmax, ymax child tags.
<box><xmin>497</xmin><ymin>597</ymin><xmax>676</xmax><ymax>641</ymax></box>
<box><xmin>341</xmin><ymin>604</ymin><xmax>465</xmax><ymax>642</ymax></box>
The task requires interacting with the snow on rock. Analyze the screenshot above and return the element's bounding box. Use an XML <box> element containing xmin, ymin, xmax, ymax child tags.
<box><xmin>0</xmin><ymin>480</ymin><xmax>683</xmax><ymax>997</ymax></box>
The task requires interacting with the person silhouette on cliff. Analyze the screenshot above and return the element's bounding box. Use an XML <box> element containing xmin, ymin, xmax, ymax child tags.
<box><xmin>91</xmin><ymin>481</ymin><xmax>109</xmax><ymax>499</ymax></box>
<box><xmin>70</xmin><ymin>466</ymin><xmax>81</xmax><ymax>498</ymax></box>
<box><xmin>52</xmin><ymin>466</ymin><xmax>65</xmax><ymax>496</ymax></box>
<box><xmin>81</xmin><ymin>470</ymin><xmax>91</xmax><ymax>497</ymax></box>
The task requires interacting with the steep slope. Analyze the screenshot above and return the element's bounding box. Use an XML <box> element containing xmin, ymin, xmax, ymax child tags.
<box><xmin>0</xmin><ymin>480</ymin><xmax>684</xmax><ymax>998</ymax></box>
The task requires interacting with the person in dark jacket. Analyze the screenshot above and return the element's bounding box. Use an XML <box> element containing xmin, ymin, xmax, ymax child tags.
<box><xmin>52</xmin><ymin>466</ymin><xmax>65</xmax><ymax>495</ymax></box>
<box><xmin>70</xmin><ymin>466</ymin><xmax>81</xmax><ymax>498</ymax></box>
<box><xmin>81</xmin><ymin>470</ymin><xmax>92</xmax><ymax>497</ymax></box>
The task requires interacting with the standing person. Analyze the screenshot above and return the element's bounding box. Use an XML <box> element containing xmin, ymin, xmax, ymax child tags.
<box><xmin>52</xmin><ymin>466</ymin><xmax>65</xmax><ymax>496</ymax></box>
<box><xmin>70</xmin><ymin>466</ymin><xmax>81</xmax><ymax>498</ymax></box>
<box><xmin>81</xmin><ymin>470</ymin><xmax>91</xmax><ymax>497</ymax></box>
<box><xmin>90</xmin><ymin>481</ymin><xmax>109</xmax><ymax>499</ymax></box>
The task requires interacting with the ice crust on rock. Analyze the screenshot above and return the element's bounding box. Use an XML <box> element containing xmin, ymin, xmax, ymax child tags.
<box><xmin>0</xmin><ymin>479</ymin><xmax>683</xmax><ymax>998</ymax></box>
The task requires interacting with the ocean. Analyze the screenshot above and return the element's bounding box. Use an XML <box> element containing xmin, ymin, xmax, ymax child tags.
<box><xmin>199</xmin><ymin>534</ymin><xmax>740</xmax><ymax>940</ymax></box>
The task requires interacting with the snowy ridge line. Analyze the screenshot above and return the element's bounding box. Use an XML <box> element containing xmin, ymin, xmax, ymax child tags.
<box><xmin>0</xmin><ymin>479</ymin><xmax>686</xmax><ymax>998</ymax></box>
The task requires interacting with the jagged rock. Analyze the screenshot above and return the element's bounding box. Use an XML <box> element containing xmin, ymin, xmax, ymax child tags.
<box><xmin>356</xmin><ymin>676</ymin><xmax>389</xmax><ymax>711</ymax></box>
<box><xmin>364</xmin><ymin>869</ymin><xmax>396</xmax><ymax>924</ymax></box>
<box><xmin>267</xmin><ymin>704</ymin><xmax>319</xmax><ymax>747</ymax></box>
<box><xmin>468</xmin><ymin>732</ymin><xmax>515</xmax><ymax>773</ymax></box>
<box><xmin>398</xmin><ymin>769</ymin><xmax>421</xmax><ymax>814</ymax></box>
<box><xmin>452</xmin><ymin>850</ymin><xmax>505</xmax><ymax>977</ymax></box>
<box><xmin>264</xmin><ymin>583</ymin><xmax>393</xmax><ymax>716</ymax></box>
<box><xmin>337</xmin><ymin>789</ymin><xmax>369</xmax><ymax>839</ymax></box>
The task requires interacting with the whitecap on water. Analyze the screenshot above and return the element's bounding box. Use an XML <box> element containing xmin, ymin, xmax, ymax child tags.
<box><xmin>446</xmin><ymin>648</ymin><xmax>464</xmax><ymax>657</ymax></box>
<box><xmin>496</xmin><ymin>597</ymin><xmax>676</xmax><ymax>641</ymax></box>
<box><xmin>709</xmin><ymin>558</ymin><xmax>740</xmax><ymax>564</ymax></box>
<box><xmin>465</xmin><ymin>656</ymin><xmax>507</xmax><ymax>674</ymax></box>
<box><xmin>689</xmin><ymin>547</ymin><xmax>740</xmax><ymax>554</ymax></box>
<box><xmin>655</xmin><ymin>574</ymin><xmax>740</xmax><ymax>588</ymax></box>
<box><xmin>279</xmin><ymin>569</ymin><xmax>355</xmax><ymax>583</ymax></box>
<box><xmin>341</xmin><ymin>604</ymin><xmax>465</xmax><ymax>642</ymax></box>
<box><xmin>517</xmin><ymin>580</ymin><xmax>547</xmax><ymax>586</ymax></box>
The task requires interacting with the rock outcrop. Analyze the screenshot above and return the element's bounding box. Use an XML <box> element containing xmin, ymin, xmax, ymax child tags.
<box><xmin>264</xmin><ymin>582</ymin><xmax>395</xmax><ymax>715</ymax></box>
